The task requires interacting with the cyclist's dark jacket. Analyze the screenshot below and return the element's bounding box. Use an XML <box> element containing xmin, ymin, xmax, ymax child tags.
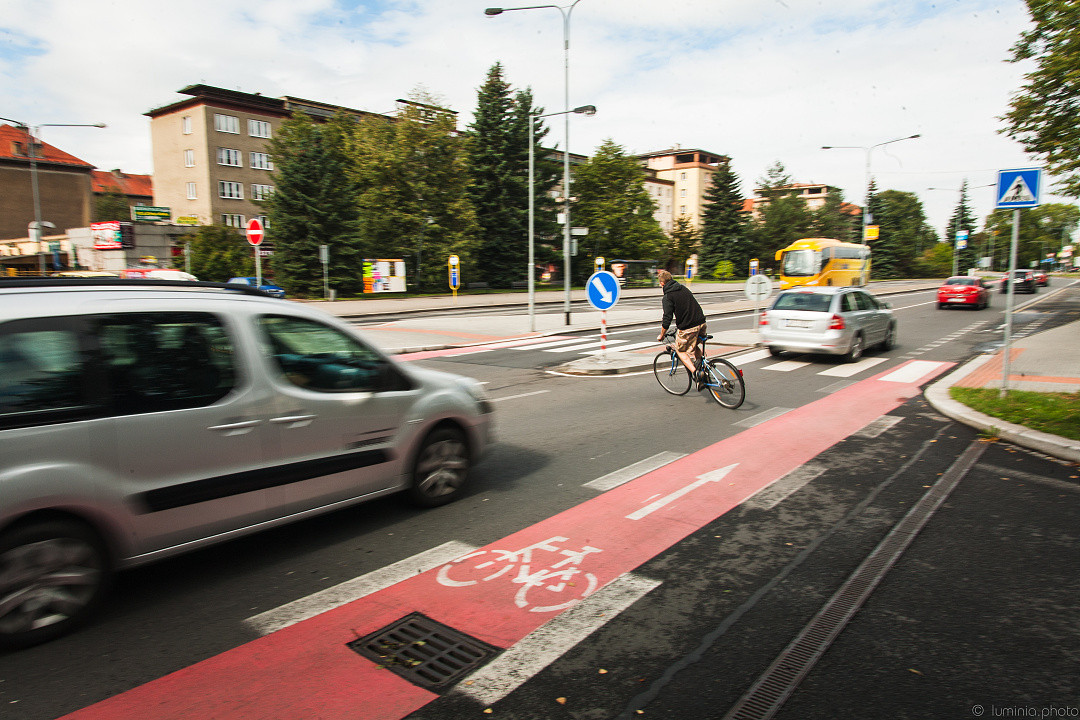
<box><xmin>661</xmin><ymin>279</ymin><xmax>706</xmax><ymax>330</ymax></box>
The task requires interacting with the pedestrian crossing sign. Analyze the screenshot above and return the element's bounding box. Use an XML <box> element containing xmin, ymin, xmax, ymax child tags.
<box><xmin>996</xmin><ymin>168</ymin><xmax>1042</xmax><ymax>209</ymax></box>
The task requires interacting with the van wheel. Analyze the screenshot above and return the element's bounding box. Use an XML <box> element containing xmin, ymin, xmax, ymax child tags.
<box><xmin>0</xmin><ymin>519</ymin><xmax>111</xmax><ymax>650</ymax></box>
<box><xmin>768</xmin><ymin>346</ymin><xmax>783</xmax><ymax>358</ymax></box>
<box><xmin>408</xmin><ymin>427</ymin><xmax>470</xmax><ymax>508</ymax></box>
<box><xmin>845</xmin><ymin>333</ymin><xmax>864</xmax><ymax>363</ymax></box>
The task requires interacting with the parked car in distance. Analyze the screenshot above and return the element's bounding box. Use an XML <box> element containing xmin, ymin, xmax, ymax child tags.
<box><xmin>1033</xmin><ymin>269</ymin><xmax>1049</xmax><ymax>287</ymax></box>
<box><xmin>1000</xmin><ymin>269</ymin><xmax>1037</xmax><ymax>294</ymax></box>
<box><xmin>121</xmin><ymin>268</ymin><xmax>198</xmax><ymax>281</ymax></box>
<box><xmin>228</xmin><ymin>276</ymin><xmax>286</xmax><ymax>298</ymax></box>
<box><xmin>0</xmin><ymin>278</ymin><xmax>493</xmax><ymax>649</ymax></box>
<box><xmin>759</xmin><ymin>286</ymin><xmax>896</xmax><ymax>362</ymax></box>
<box><xmin>50</xmin><ymin>271</ymin><xmax>120</xmax><ymax>278</ymax></box>
<box><xmin>937</xmin><ymin>276</ymin><xmax>992</xmax><ymax>309</ymax></box>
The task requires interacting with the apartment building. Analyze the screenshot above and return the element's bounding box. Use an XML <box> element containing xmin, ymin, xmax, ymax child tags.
<box><xmin>639</xmin><ymin>148</ymin><xmax>729</xmax><ymax>230</ymax></box>
<box><xmin>146</xmin><ymin>84</ymin><xmax>385</xmax><ymax>230</ymax></box>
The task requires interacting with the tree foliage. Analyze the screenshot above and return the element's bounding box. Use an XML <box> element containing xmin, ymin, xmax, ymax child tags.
<box><xmin>984</xmin><ymin>202</ymin><xmax>1080</xmax><ymax>269</ymax></box>
<box><xmin>873</xmin><ymin>189</ymin><xmax>938</xmax><ymax>277</ymax></box>
<box><xmin>1001</xmin><ymin>0</ymin><xmax>1080</xmax><ymax>197</ymax></box>
<box><xmin>177</xmin><ymin>224</ymin><xmax>252</xmax><ymax>281</ymax></box>
<box><xmin>658</xmin><ymin>216</ymin><xmax>698</xmax><ymax>273</ymax></box>
<box><xmin>747</xmin><ymin>162</ymin><xmax>814</xmax><ymax>267</ymax></box>
<box><xmin>699</xmin><ymin>161</ymin><xmax>750</xmax><ymax>276</ymax></box>
<box><xmin>571</xmin><ymin>139</ymin><xmax>667</xmax><ymax>282</ymax></box>
<box><xmin>944</xmin><ymin>180</ymin><xmax>980</xmax><ymax>272</ymax></box>
<box><xmin>93</xmin><ymin>189</ymin><xmax>130</xmax><ymax>222</ymax></box>
<box><xmin>266</xmin><ymin>111</ymin><xmax>361</xmax><ymax>297</ymax></box>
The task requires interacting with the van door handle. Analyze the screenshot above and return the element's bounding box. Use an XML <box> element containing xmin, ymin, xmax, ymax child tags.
<box><xmin>270</xmin><ymin>414</ymin><xmax>317</xmax><ymax>427</ymax></box>
<box><xmin>208</xmin><ymin>419</ymin><xmax>262</xmax><ymax>435</ymax></box>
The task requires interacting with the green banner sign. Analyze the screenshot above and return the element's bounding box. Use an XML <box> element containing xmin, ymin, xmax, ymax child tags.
<box><xmin>131</xmin><ymin>206</ymin><xmax>172</xmax><ymax>222</ymax></box>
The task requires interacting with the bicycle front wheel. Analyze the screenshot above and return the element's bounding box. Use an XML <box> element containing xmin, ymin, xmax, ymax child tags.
<box><xmin>705</xmin><ymin>357</ymin><xmax>745</xmax><ymax>409</ymax></box>
<box><xmin>653</xmin><ymin>351</ymin><xmax>692</xmax><ymax>395</ymax></box>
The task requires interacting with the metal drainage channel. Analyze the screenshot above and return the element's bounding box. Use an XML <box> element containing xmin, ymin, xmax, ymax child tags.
<box><xmin>722</xmin><ymin>440</ymin><xmax>987</xmax><ymax>720</ymax></box>
<box><xmin>348</xmin><ymin>612</ymin><xmax>501</xmax><ymax>693</ymax></box>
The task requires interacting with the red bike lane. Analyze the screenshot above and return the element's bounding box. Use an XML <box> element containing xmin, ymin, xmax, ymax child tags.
<box><xmin>62</xmin><ymin>360</ymin><xmax>953</xmax><ymax>720</ymax></box>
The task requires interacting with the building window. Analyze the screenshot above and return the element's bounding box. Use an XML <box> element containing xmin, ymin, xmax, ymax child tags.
<box><xmin>250</xmin><ymin>152</ymin><xmax>273</xmax><ymax>170</ymax></box>
<box><xmin>680</xmin><ymin>189</ymin><xmax>687</xmax><ymax>198</ymax></box>
<box><xmin>252</xmin><ymin>184</ymin><xmax>274</xmax><ymax>201</ymax></box>
<box><xmin>680</xmin><ymin>205</ymin><xmax>687</xmax><ymax>215</ymax></box>
<box><xmin>256</xmin><ymin>215</ymin><xmax>271</xmax><ymax>230</ymax></box>
<box><xmin>182</xmin><ymin>116</ymin><xmax>192</xmax><ymax>134</ymax></box>
<box><xmin>186</xmin><ymin>182</ymin><xmax>197</xmax><ymax>200</ymax></box>
<box><xmin>248</xmin><ymin>120</ymin><xmax>271</xmax><ymax>138</ymax></box>
<box><xmin>219</xmin><ymin>181</ymin><xmax>243</xmax><ymax>199</ymax></box>
<box><xmin>680</xmin><ymin>172</ymin><xmax>688</xmax><ymax>180</ymax></box>
<box><xmin>214</xmin><ymin>114</ymin><xmax>240</xmax><ymax>134</ymax></box>
<box><xmin>217</xmin><ymin>148</ymin><xmax>242</xmax><ymax>167</ymax></box>
<box><xmin>222</xmin><ymin>214</ymin><xmax>246</xmax><ymax>228</ymax></box>
<box><xmin>184</xmin><ymin>149</ymin><xmax>195</xmax><ymax>167</ymax></box>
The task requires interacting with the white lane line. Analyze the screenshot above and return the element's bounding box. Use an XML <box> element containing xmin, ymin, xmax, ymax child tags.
<box><xmin>735</xmin><ymin>407</ymin><xmax>794</xmax><ymax>428</ymax></box>
<box><xmin>543</xmin><ymin>339</ymin><xmax>628</xmax><ymax>353</ymax></box>
<box><xmin>879</xmin><ymin>360</ymin><xmax>949</xmax><ymax>384</ymax></box>
<box><xmin>763</xmin><ymin>360</ymin><xmax>811</xmax><ymax>372</ymax></box>
<box><xmin>511</xmin><ymin>337</ymin><xmax>592</xmax><ymax>350</ymax></box>
<box><xmin>626</xmin><ymin>464</ymin><xmax>739</xmax><ymax>520</ymax></box>
<box><xmin>581</xmin><ymin>341</ymin><xmax>660</xmax><ymax>354</ymax></box>
<box><xmin>743</xmin><ymin>463</ymin><xmax>828</xmax><ymax>511</ymax></box>
<box><xmin>453</xmin><ymin>573</ymin><xmax>662</xmax><ymax>706</ymax></box>
<box><xmin>818</xmin><ymin>358</ymin><xmax>887</xmax><ymax>377</ymax></box>
<box><xmin>729</xmin><ymin>349</ymin><xmax>773</xmax><ymax>366</ymax></box>
<box><xmin>583</xmin><ymin>452</ymin><xmax>688</xmax><ymax>491</ymax></box>
<box><xmin>244</xmin><ymin>541</ymin><xmax>476</xmax><ymax>636</ymax></box>
<box><xmin>853</xmin><ymin>415</ymin><xmax>904</xmax><ymax>438</ymax></box>
<box><xmin>490</xmin><ymin>390</ymin><xmax>551</xmax><ymax>403</ymax></box>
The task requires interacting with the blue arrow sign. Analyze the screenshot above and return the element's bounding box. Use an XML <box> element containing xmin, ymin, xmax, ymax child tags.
<box><xmin>586</xmin><ymin>270</ymin><xmax>621</xmax><ymax>311</ymax></box>
<box><xmin>996</xmin><ymin>168</ymin><xmax>1042</xmax><ymax>209</ymax></box>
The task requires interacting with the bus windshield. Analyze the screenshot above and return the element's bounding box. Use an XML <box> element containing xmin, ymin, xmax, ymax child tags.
<box><xmin>782</xmin><ymin>249</ymin><xmax>821</xmax><ymax>277</ymax></box>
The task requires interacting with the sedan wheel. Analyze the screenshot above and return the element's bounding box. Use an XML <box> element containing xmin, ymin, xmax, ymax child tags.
<box><xmin>408</xmin><ymin>427</ymin><xmax>471</xmax><ymax>508</ymax></box>
<box><xmin>845</xmin><ymin>333</ymin><xmax>864</xmax><ymax>363</ymax></box>
<box><xmin>0</xmin><ymin>520</ymin><xmax>111</xmax><ymax>650</ymax></box>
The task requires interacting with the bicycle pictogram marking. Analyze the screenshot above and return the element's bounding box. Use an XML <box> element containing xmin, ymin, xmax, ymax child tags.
<box><xmin>436</xmin><ymin>536</ymin><xmax>603</xmax><ymax>613</ymax></box>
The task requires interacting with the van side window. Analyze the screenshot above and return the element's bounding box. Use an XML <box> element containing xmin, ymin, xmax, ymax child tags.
<box><xmin>0</xmin><ymin>319</ymin><xmax>99</xmax><ymax>430</ymax></box>
<box><xmin>98</xmin><ymin>313</ymin><xmax>236</xmax><ymax>414</ymax></box>
<box><xmin>841</xmin><ymin>293</ymin><xmax>859</xmax><ymax>313</ymax></box>
<box><xmin>258</xmin><ymin>315</ymin><xmax>407</xmax><ymax>393</ymax></box>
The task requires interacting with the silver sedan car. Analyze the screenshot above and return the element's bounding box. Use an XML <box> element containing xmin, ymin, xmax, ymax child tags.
<box><xmin>759</xmin><ymin>286</ymin><xmax>897</xmax><ymax>362</ymax></box>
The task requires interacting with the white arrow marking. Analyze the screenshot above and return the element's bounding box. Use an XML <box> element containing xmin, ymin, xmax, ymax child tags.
<box><xmin>591</xmin><ymin>276</ymin><xmax>613</xmax><ymax>303</ymax></box>
<box><xmin>626</xmin><ymin>463</ymin><xmax>739</xmax><ymax>520</ymax></box>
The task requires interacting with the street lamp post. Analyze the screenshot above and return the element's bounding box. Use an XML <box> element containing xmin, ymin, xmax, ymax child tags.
<box><xmin>0</xmin><ymin>118</ymin><xmax>106</xmax><ymax>275</ymax></box>
<box><xmin>529</xmin><ymin>105</ymin><xmax>596</xmax><ymax>331</ymax></box>
<box><xmin>486</xmin><ymin>0</ymin><xmax>585</xmax><ymax>325</ymax></box>
<box><xmin>822</xmin><ymin>134</ymin><xmax>920</xmax><ymax>244</ymax></box>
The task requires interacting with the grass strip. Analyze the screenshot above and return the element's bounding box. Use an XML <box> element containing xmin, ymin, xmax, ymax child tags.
<box><xmin>950</xmin><ymin>387</ymin><xmax>1080</xmax><ymax>441</ymax></box>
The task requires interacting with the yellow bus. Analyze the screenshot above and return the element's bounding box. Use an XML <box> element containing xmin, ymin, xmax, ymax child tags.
<box><xmin>774</xmin><ymin>237</ymin><xmax>871</xmax><ymax>290</ymax></box>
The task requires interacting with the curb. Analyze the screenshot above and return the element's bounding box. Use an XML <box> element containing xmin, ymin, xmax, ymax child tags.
<box><xmin>924</xmin><ymin>354</ymin><xmax>1080</xmax><ymax>464</ymax></box>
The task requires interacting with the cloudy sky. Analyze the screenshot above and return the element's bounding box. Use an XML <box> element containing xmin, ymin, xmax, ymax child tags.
<box><xmin>0</xmin><ymin>0</ymin><xmax>1064</xmax><ymax>237</ymax></box>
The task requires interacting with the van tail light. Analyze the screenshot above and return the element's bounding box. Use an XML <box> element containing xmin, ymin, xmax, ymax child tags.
<box><xmin>829</xmin><ymin>314</ymin><xmax>845</xmax><ymax>330</ymax></box>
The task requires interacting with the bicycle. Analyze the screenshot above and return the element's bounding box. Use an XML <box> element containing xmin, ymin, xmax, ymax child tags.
<box><xmin>653</xmin><ymin>332</ymin><xmax>745</xmax><ymax>409</ymax></box>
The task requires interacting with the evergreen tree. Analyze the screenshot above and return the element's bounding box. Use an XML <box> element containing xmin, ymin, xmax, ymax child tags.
<box><xmin>571</xmin><ymin>139</ymin><xmax>667</xmax><ymax>283</ymax></box>
<box><xmin>467</xmin><ymin>64</ymin><xmax>528</xmax><ymax>288</ymax></box>
<box><xmin>874</xmin><ymin>189</ymin><xmax>938</xmax><ymax>277</ymax></box>
<box><xmin>349</xmin><ymin>90</ymin><xmax>480</xmax><ymax>291</ymax></box>
<box><xmin>266</xmin><ymin>111</ymin><xmax>361</xmax><ymax>297</ymax></box>
<box><xmin>945</xmin><ymin>180</ymin><xmax>979</xmax><ymax>273</ymax></box>
<box><xmin>699</xmin><ymin>160</ymin><xmax>750</xmax><ymax>277</ymax></box>
<box><xmin>1001</xmin><ymin>0</ymin><xmax>1080</xmax><ymax>197</ymax></box>
<box><xmin>811</xmin><ymin>188</ymin><xmax>859</xmax><ymax>243</ymax></box>
<box><xmin>659</xmin><ymin>216</ymin><xmax>698</xmax><ymax>274</ymax></box>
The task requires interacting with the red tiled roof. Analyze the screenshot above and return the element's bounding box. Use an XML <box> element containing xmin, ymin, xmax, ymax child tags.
<box><xmin>92</xmin><ymin>170</ymin><xmax>153</xmax><ymax>198</ymax></box>
<box><xmin>0</xmin><ymin>123</ymin><xmax>94</xmax><ymax>168</ymax></box>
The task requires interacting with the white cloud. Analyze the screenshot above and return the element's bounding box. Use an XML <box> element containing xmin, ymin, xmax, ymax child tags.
<box><xmin>0</xmin><ymin>0</ymin><xmax>1070</xmax><ymax>237</ymax></box>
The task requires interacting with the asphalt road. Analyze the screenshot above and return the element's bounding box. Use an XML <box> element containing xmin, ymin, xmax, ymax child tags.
<box><xmin>2</xmin><ymin>289</ymin><xmax>1076</xmax><ymax>720</ymax></box>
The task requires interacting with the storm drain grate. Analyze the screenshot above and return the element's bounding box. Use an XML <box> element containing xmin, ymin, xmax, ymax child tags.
<box><xmin>348</xmin><ymin>612</ymin><xmax>500</xmax><ymax>693</ymax></box>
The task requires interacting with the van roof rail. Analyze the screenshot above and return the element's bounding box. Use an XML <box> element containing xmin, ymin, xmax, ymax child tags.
<box><xmin>0</xmin><ymin>277</ymin><xmax>276</xmax><ymax>297</ymax></box>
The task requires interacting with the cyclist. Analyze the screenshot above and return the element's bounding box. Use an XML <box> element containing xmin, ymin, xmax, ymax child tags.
<box><xmin>655</xmin><ymin>269</ymin><xmax>708</xmax><ymax>388</ymax></box>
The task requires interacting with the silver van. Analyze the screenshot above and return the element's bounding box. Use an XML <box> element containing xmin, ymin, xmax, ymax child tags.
<box><xmin>0</xmin><ymin>279</ymin><xmax>493</xmax><ymax>648</ymax></box>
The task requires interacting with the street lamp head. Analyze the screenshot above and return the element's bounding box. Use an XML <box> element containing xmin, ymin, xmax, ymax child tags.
<box><xmin>573</xmin><ymin>105</ymin><xmax>597</xmax><ymax>116</ymax></box>
<box><xmin>484</xmin><ymin>7</ymin><xmax>504</xmax><ymax>15</ymax></box>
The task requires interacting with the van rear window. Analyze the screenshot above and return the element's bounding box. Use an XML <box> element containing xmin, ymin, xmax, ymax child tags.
<box><xmin>773</xmin><ymin>293</ymin><xmax>833</xmax><ymax>312</ymax></box>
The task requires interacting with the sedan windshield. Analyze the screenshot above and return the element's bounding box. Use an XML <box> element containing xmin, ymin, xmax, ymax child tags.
<box><xmin>773</xmin><ymin>292</ymin><xmax>833</xmax><ymax>312</ymax></box>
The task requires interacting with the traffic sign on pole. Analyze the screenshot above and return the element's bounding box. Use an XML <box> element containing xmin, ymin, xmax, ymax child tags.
<box><xmin>996</xmin><ymin>168</ymin><xmax>1042</xmax><ymax>209</ymax></box>
<box><xmin>246</xmin><ymin>218</ymin><xmax>264</xmax><ymax>246</ymax></box>
<box><xmin>586</xmin><ymin>270</ymin><xmax>620</xmax><ymax>311</ymax></box>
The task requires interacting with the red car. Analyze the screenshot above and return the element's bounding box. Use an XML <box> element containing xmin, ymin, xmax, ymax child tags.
<box><xmin>937</xmin><ymin>276</ymin><xmax>992</xmax><ymax>309</ymax></box>
<box><xmin>1033</xmin><ymin>270</ymin><xmax>1049</xmax><ymax>287</ymax></box>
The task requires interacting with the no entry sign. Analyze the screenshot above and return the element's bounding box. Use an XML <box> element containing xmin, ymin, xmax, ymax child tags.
<box><xmin>246</xmin><ymin>219</ymin><xmax>264</xmax><ymax>246</ymax></box>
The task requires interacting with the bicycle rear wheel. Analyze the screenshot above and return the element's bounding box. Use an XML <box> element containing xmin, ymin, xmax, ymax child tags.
<box><xmin>705</xmin><ymin>357</ymin><xmax>745</xmax><ymax>409</ymax></box>
<box><xmin>653</xmin><ymin>350</ymin><xmax>692</xmax><ymax>395</ymax></box>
